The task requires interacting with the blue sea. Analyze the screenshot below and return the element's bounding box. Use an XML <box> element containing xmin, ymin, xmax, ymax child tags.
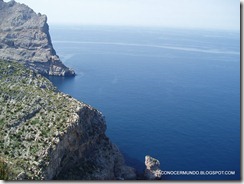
<box><xmin>48</xmin><ymin>26</ymin><xmax>240</xmax><ymax>180</ymax></box>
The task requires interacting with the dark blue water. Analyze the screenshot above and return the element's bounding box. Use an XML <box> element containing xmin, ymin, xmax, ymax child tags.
<box><xmin>49</xmin><ymin>26</ymin><xmax>240</xmax><ymax>180</ymax></box>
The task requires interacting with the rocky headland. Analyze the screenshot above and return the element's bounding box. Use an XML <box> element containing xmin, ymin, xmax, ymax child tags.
<box><xmin>0</xmin><ymin>60</ymin><xmax>136</xmax><ymax>180</ymax></box>
<box><xmin>0</xmin><ymin>0</ymin><xmax>75</xmax><ymax>76</ymax></box>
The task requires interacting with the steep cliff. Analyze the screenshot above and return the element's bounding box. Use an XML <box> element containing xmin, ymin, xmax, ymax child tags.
<box><xmin>0</xmin><ymin>0</ymin><xmax>75</xmax><ymax>76</ymax></box>
<box><xmin>0</xmin><ymin>60</ymin><xmax>136</xmax><ymax>180</ymax></box>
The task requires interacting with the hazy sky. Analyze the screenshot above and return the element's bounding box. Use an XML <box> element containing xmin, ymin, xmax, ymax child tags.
<box><xmin>7</xmin><ymin>0</ymin><xmax>240</xmax><ymax>30</ymax></box>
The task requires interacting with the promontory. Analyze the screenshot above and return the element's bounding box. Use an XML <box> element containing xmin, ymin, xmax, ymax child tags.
<box><xmin>0</xmin><ymin>0</ymin><xmax>75</xmax><ymax>76</ymax></box>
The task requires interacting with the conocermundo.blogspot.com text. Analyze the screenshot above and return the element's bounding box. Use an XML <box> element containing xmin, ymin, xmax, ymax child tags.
<box><xmin>161</xmin><ymin>170</ymin><xmax>236</xmax><ymax>176</ymax></box>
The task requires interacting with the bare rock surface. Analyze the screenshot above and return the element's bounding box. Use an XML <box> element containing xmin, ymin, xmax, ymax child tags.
<box><xmin>0</xmin><ymin>0</ymin><xmax>75</xmax><ymax>76</ymax></box>
<box><xmin>144</xmin><ymin>155</ymin><xmax>162</xmax><ymax>180</ymax></box>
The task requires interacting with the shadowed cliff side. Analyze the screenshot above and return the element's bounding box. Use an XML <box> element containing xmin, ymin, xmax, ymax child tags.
<box><xmin>0</xmin><ymin>0</ymin><xmax>75</xmax><ymax>76</ymax></box>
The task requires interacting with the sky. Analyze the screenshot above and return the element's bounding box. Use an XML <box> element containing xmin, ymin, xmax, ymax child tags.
<box><xmin>6</xmin><ymin>0</ymin><xmax>240</xmax><ymax>30</ymax></box>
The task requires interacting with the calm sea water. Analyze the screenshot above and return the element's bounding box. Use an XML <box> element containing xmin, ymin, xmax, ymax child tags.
<box><xmin>48</xmin><ymin>26</ymin><xmax>240</xmax><ymax>180</ymax></box>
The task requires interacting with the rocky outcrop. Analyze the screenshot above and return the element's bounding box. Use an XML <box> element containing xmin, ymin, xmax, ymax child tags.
<box><xmin>0</xmin><ymin>60</ymin><xmax>136</xmax><ymax>180</ymax></box>
<box><xmin>44</xmin><ymin>106</ymin><xmax>136</xmax><ymax>180</ymax></box>
<box><xmin>144</xmin><ymin>155</ymin><xmax>162</xmax><ymax>180</ymax></box>
<box><xmin>0</xmin><ymin>0</ymin><xmax>75</xmax><ymax>76</ymax></box>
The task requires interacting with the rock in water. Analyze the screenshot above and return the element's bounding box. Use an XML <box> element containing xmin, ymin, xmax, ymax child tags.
<box><xmin>144</xmin><ymin>155</ymin><xmax>162</xmax><ymax>180</ymax></box>
<box><xmin>0</xmin><ymin>0</ymin><xmax>75</xmax><ymax>76</ymax></box>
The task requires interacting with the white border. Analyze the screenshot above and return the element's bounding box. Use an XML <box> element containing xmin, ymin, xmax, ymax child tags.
<box><xmin>0</xmin><ymin>0</ymin><xmax>243</xmax><ymax>183</ymax></box>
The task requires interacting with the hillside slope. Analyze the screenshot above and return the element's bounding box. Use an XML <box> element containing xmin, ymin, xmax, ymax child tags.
<box><xmin>0</xmin><ymin>60</ymin><xmax>136</xmax><ymax>180</ymax></box>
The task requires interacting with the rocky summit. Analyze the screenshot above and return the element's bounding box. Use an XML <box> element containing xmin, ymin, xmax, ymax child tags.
<box><xmin>0</xmin><ymin>0</ymin><xmax>75</xmax><ymax>76</ymax></box>
<box><xmin>0</xmin><ymin>60</ymin><xmax>136</xmax><ymax>180</ymax></box>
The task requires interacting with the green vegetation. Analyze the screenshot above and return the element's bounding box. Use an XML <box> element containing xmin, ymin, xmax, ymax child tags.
<box><xmin>0</xmin><ymin>60</ymin><xmax>82</xmax><ymax>179</ymax></box>
<box><xmin>0</xmin><ymin>157</ymin><xmax>9</xmax><ymax>180</ymax></box>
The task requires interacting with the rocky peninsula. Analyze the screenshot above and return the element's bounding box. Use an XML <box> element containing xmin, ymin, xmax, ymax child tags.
<box><xmin>0</xmin><ymin>0</ymin><xmax>74</xmax><ymax>76</ymax></box>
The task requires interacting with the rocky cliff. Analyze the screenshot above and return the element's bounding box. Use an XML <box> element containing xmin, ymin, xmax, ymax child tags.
<box><xmin>0</xmin><ymin>60</ymin><xmax>136</xmax><ymax>180</ymax></box>
<box><xmin>0</xmin><ymin>0</ymin><xmax>75</xmax><ymax>76</ymax></box>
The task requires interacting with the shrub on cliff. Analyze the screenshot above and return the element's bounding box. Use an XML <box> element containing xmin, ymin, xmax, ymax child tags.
<box><xmin>0</xmin><ymin>157</ymin><xmax>10</xmax><ymax>180</ymax></box>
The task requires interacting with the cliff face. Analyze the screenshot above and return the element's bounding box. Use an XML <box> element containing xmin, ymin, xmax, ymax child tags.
<box><xmin>0</xmin><ymin>60</ymin><xmax>136</xmax><ymax>180</ymax></box>
<box><xmin>0</xmin><ymin>0</ymin><xmax>75</xmax><ymax>76</ymax></box>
